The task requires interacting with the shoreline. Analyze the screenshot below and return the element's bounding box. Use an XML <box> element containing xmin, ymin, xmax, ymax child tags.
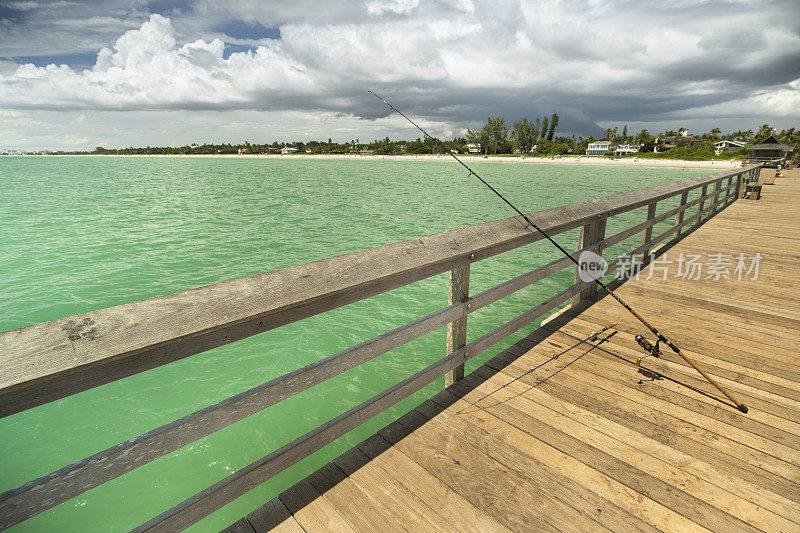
<box><xmin>31</xmin><ymin>153</ymin><xmax>743</xmax><ymax>169</ymax></box>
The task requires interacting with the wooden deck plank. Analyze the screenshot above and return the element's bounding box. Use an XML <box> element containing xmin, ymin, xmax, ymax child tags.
<box><xmin>584</xmin><ymin>335</ymin><xmax>800</xmax><ymax>422</ymax></box>
<box><xmin>355</xmin><ymin>434</ymin><xmax>511</xmax><ymax>533</ymax></box>
<box><xmin>245</xmin><ymin>499</ymin><xmax>304</xmax><ymax>533</ymax></box>
<box><xmin>379</xmin><ymin>417</ymin><xmax>562</xmax><ymax>532</ymax></box>
<box><xmin>556</xmin><ymin>317</ymin><xmax>800</xmax><ymax>398</ymax></box>
<box><xmin>406</xmin><ymin>399</ymin><xmax>657</xmax><ymax>533</ymax></box>
<box><xmin>528</xmin><ymin>328</ymin><xmax>800</xmax><ymax>434</ymax></box>
<box><xmin>498</xmin><ymin>335</ymin><xmax>798</xmax><ymax>455</ymax></box>
<box><xmin>485</xmin><ymin>342</ymin><xmax>800</xmax><ymax>484</ymax></box>
<box><xmin>306</xmin><ymin>462</ymin><xmax>406</xmax><ymax>532</ymax></box>
<box><xmin>390</xmin><ymin>409</ymin><xmax>609</xmax><ymax>533</ymax></box>
<box><xmin>422</xmin><ymin>391</ymin><xmax>714</xmax><ymax>533</ymax></box>
<box><xmin>470</xmin><ymin>365</ymin><xmax>800</xmax><ymax>528</ymax></box>
<box><xmin>578</xmin><ymin>301</ymin><xmax>800</xmax><ymax>364</ymax></box>
<box><xmin>446</xmin><ymin>375</ymin><xmax>759</xmax><ymax>533</ymax></box>
<box><xmin>278</xmin><ymin>479</ymin><xmax>355</xmax><ymax>532</ymax></box>
<box><xmin>331</xmin><ymin>447</ymin><xmax>455</xmax><ymax>531</ymax></box>
<box><xmin>572</xmin><ymin>341</ymin><xmax>800</xmax><ymax>451</ymax></box>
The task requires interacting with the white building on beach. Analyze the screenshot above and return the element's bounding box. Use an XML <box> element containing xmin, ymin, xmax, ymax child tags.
<box><xmin>586</xmin><ymin>141</ymin><xmax>611</xmax><ymax>156</ymax></box>
<box><xmin>466</xmin><ymin>143</ymin><xmax>481</xmax><ymax>154</ymax></box>
<box><xmin>714</xmin><ymin>140</ymin><xmax>745</xmax><ymax>155</ymax></box>
<box><xmin>613</xmin><ymin>144</ymin><xmax>641</xmax><ymax>156</ymax></box>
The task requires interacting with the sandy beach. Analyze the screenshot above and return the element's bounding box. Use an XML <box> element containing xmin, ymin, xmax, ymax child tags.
<box><xmin>58</xmin><ymin>153</ymin><xmax>743</xmax><ymax>169</ymax></box>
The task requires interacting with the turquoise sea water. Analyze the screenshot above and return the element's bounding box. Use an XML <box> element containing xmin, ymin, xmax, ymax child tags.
<box><xmin>0</xmin><ymin>156</ymin><xmax>709</xmax><ymax>531</ymax></box>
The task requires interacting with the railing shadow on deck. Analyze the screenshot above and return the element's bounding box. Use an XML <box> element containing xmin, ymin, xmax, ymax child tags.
<box><xmin>230</xmin><ymin>269</ymin><xmax>749</xmax><ymax>531</ymax></box>
<box><xmin>0</xmin><ymin>164</ymin><xmax>762</xmax><ymax>532</ymax></box>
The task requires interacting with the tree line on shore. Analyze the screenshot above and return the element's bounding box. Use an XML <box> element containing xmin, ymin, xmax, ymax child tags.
<box><xmin>83</xmin><ymin>121</ymin><xmax>799</xmax><ymax>162</ymax></box>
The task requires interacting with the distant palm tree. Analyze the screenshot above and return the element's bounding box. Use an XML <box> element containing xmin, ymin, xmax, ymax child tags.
<box><xmin>547</xmin><ymin>113</ymin><xmax>559</xmax><ymax>141</ymax></box>
<box><xmin>778</xmin><ymin>128</ymin><xmax>799</xmax><ymax>146</ymax></box>
<box><xmin>754</xmin><ymin>124</ymin><xmax>774</xmax><ymax>141</ymax></box>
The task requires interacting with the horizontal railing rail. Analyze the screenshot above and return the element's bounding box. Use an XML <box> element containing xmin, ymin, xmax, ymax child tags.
<box><xmin>0</xmin><ymin>164</ymin><xmax>760</xmax><ymax>531</ymax></box>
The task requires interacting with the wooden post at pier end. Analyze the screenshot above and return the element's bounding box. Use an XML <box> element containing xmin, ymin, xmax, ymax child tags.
<box><xmin>571</xmin><ymin>217</ymin><xmax>607</xmax><ymax>306</ymax></box>
<box><xmin>445</xmin><ymin>264</ymin><xmax>470</xmax><ymax>386</ymax></box>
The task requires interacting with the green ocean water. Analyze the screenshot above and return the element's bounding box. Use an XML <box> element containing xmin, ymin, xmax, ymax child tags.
<box><xmin>0</xmin><ymin>156</ymin><xmax>710</xmax><ymax>531</ymax></box>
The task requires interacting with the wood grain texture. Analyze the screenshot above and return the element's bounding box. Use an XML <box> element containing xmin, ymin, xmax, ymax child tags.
<box><xmin>445</xmin><ymin>265</ymin><xmax>470</xmax><ymax>386</ymax></box>
<box><xmin>641</xmin><ymin>201</ymin><xmax>658</xmax><ymax>258</ymax></box>
<box><xmin>571</xmin><ymin>217</ymin><xmax>607</xmax><ymax>305</ymax></box>
<box><xmin>0</xmin><ymin>299</ymin><xmax>467</xmax><ymax>528</ymax></box>
<box><xmin>135</xmin><ymin>279</ymin><xmax>592</xmax><ymax>531</ymax></box>
<box><xmin>676</xmin><ymin>190</ymin><xmax>689</xmax><ymax>236</ymax></box>
<box><xmin>278</xmin><ymin>478</ymin><xmax>355</xmax><ymax>532</ymax></box>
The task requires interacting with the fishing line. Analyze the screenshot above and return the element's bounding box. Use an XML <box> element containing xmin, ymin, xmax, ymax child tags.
<box><xmin>457</xmin><ymin>327</ymin><xmax>618</xmax><ymax>414</ymax></box>
<box><xmin>369</xmin><ymin>90</ymin><xmax>749</xmax><ymax>413</ymax></box>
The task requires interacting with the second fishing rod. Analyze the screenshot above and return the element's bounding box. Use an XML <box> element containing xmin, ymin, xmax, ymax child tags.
<box><xmin>369</xmin><ymin>90</ymin><xmax>748</xmax><ymax>414</ymax></box>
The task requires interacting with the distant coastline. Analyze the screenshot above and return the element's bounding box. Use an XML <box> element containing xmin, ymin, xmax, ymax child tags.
<box><xmin>45</xmin><ymin>153</ymin><xmax>743</xmax><ymax>169</ymax></box>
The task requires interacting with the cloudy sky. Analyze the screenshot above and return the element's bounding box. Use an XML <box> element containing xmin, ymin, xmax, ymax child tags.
<box><xmin>0</xmin><ymin>0</ymin><xmax>798</xmax><ymax>150</ymax></box>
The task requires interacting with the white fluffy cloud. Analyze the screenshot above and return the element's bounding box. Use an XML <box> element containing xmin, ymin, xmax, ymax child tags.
<box><xmin>0</xmin><ymin>0</ymin><xmax>798</xmax><ymax>149</ymax></box>
<box><xmin>1</xmin><ymin>15</ymin><xmax>298</xmax><ymax>110</ymax></box>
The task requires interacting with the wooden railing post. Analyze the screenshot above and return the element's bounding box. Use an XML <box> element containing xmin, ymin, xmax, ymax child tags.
<box><xmin>722</xmin><ymin>177</ymin><xmax>730</xmax><ymax>205</ymax></box>
<box><xmin>445</xmin><ymin>263</ymin><xmax>470</xmax><ymax>386</ymax></box>
<box><xmin>735</xmin><ymin>171</ymin><xmax>744</xmax><ymax>199</ymax></box>
<box><xmin>712</xmin><ymin>179</ymin><xmax>722</xmax><ymax>212</ymax></box>
<box><xmin>727</xmin><ymin>176</ymin><xmax>735</xmax><ymax>204</ymax></box>
<box><xmin>571</xmin><ymin>216</ymin><xmax>607</xmax><ymax>306</ymax></box>
<box><xmin>676</xmin><ymin>191</ymin><xmax>689</xmax><ymax>236</ymax></box>
<box><xmin>697</xmin><ymin>184</ymin><xmax>708</xmax><ymax>224</ymax></box>
<box><xmin>641</xmin><ymin>201</ymin><xmax>658</xmax><ymax>259</ymax></box>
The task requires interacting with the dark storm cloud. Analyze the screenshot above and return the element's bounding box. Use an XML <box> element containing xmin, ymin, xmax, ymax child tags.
<box><xmin>0</xmin><ymin>0</ymin><xmax>798</xmax><ymax>148</ymax></box>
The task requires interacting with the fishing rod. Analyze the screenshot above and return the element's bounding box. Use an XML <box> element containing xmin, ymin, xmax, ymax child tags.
<box><xmin>369</xmin><ymin>90</ymin><xmax>749</xmax><ymax>413</ymax></box>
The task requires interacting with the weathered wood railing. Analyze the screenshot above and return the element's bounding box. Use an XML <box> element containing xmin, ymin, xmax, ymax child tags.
<box><xmin>0</xmin><ymin>164</ymin><xmax>761</xmax><ymax>531</ymax></box>
<box><xmin>744</xmin><ymin>156</ymin><xmax>785</xmax><ymax>167</ymax></box>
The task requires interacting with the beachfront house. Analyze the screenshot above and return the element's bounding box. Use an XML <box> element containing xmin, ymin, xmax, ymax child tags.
<box><xmin>714</xmin><ymin>139</ymin><xmax>745</xmax><ymax>155</ymax></box>
<box><xmin>280</xmin><ymin>147</ymin><xmax>298</xmax><ymax>155</ymax></box>
<box><xmin>613</xmin><ymin>144</ymin><xmax>641</xmax><ymax>156</ymax></box>
<box><xmin>658</xmin><ymin>134</ymin><xmax>699</xmax><ymax>152</ymax></box>
<box><xmin>745</xmin><ymin>135</ymin><xmax>794</xmax><ymax>166</ymax></box>
<box><xmin>586</xmin><ymin>141</ymin><xmax>611</xmax><ymax>156</ymax></box>
<box><xmin>466</xmin><ymin>143</ymin><xmax>481</xmax><ymax>154</ymax></box>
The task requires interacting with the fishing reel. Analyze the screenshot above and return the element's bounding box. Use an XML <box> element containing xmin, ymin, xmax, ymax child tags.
<box><xmin>635</xmin><ymin>335</ymin><xmax>661</xmax><ymax>367</ymax></box>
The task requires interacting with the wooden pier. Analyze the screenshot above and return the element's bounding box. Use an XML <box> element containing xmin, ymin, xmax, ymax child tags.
<box><xmin>224</xmin><ymin>168</ymin><xmax>799</xmax><ymax>532</ymax></box>
<box><xmin>2</xmin><ymin>164</ymin><xmax>798</xmax><ymax>532</ymax></box>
